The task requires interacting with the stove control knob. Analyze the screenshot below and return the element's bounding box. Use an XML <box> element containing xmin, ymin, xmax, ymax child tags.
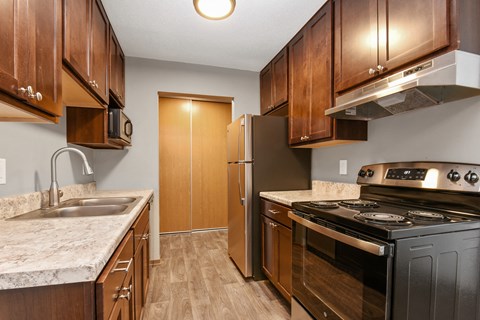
<box><xmin>464</xmin><ymin>171</ymin><xmax>479</xmax><ymax>184</ymax></box>
<box><xmin>366</xmin><ymin>169</ymin><xmax>375</xmax><ymax>177</ymax></box>
<box><xmin>447</xmin><ymin>170</ymin><xmax>461</xmax><ymax>182</ymax></box>
<box><xmin>358</xmin><ymin>169</ymin><xmax>367</xmax><ymax>177</ymax></box>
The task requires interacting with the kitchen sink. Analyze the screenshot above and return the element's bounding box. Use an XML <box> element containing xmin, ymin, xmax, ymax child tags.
<box><xmin>63</xmin><ymin>197</ymin><xmax>138</xmax><ymax>206</ymax></box>
<box><xmin>8</xmin><ymin>196</ymin><xmax>141</xmax><ymax>220</ymax></box>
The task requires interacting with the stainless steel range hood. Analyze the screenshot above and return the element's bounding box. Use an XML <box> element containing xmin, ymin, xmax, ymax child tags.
<box><xmin>326</xmin><ymin>50</ymin><xmax>480</xmax><ymax>120</ymax></box>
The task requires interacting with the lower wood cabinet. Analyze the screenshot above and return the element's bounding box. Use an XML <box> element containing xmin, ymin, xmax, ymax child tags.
<box><xmin>261</xmin><ymin>199</ymin><xmax>292</xmax><ymax>301</ymax></box>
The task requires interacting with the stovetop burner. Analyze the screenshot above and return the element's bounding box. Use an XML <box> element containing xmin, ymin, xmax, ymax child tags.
<box><xmin>406</xmin><ymin>210</ymin><xmax>446</xmax><ymax>221</ymax></box>
<box><xmin>354</xmin><ymin>212</ymin><xmax>413</xmax><ymax>226</ymax></box>
<box><xmin>309</xmin><ymin>201</ymin><xmax>339</xmax><ymax>209</ymax></box>
<box><xmin>339</xmin><ymin>199</ymin><xmax>379</xmax><ymax>208</ymax></box>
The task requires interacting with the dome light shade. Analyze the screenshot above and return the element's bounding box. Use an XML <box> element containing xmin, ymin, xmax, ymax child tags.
<box><xmin>193</xmin><ymin>0</ymin><xmax>236</xmax><ymax>20</ymax></box>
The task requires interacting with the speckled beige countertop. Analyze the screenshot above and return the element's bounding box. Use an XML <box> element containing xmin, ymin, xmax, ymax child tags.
<box><xmin>0</xmin><ymin>185</ymin><xmax>153</xmax><ymax>290</ymax></box>
<box><xmin>260</xmin><ymin>180</ymin><xmax>360</xmax><ymax>206</ymax></box>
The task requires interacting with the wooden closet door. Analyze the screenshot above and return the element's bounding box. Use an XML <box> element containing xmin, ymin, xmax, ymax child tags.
<box><xmin>159</xmin><ymin>97</ymin><xmax>191</xmax><ymax>233</ymax></box>
<box><xmin>191</xmin><ymin>100</ymin><xmax>231</xmax><ymax>230</ymax></box>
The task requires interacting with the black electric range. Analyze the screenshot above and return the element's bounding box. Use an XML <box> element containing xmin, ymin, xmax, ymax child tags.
<box><xmin>290</xmin><ymin>161</ymin><xmax>480</xmax><ymax>320</ymax></box>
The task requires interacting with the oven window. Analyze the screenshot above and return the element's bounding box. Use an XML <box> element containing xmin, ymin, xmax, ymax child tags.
<box><xmin>293</xmin><ymin>223</ymin><xmax>391</xmax><ymax>320</ymax></box>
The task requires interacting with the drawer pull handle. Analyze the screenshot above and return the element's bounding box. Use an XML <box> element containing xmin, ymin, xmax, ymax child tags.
<box><xmin>268</xmin><ymin>209</ymin><xmax>280</xmax><ymax>215</ymax></box>
<box><xmin>117</xmin><ymin>291</ymin><xmax>131</xmax><ymax>301</ymax></box>
<box><xmin>112</xmin><ymin>258</ymin><xmax>132</xmax><ymax>273</ymax></box>
<box><xmin>141</xmin><ymin>233</ymin><xmax>150</xmax><ymax>240</ymax></box>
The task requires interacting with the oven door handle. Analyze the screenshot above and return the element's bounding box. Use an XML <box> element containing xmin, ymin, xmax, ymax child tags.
<box><xmin>288</xmin><ymin>211</ymin><xmax>389</xmax><ymax>257</ymax></box>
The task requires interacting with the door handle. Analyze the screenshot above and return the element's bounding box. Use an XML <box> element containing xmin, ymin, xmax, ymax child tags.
<box><xmin>238</xmin><ymin>164</ymin><xmax>244</xmax><ymax>206</ymax></box>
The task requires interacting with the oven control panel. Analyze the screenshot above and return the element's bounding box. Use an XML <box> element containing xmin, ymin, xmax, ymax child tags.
<box><xmin>385</xmin><ymin>168</ymin><xmax>428</xmax><ymax>180</ymax></box>
<box><xmin>357</xmin><ymin>162</ymin><xmax>480</xmax><ymax>192</ymax></box>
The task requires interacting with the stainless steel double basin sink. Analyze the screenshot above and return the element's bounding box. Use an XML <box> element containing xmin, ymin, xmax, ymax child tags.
<box><xmin>9</xmin><ymin>196</ymin><xmax>141</xmax><ymax>220</ymax></box>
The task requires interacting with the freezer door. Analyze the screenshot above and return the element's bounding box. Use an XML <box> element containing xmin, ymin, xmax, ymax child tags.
<box><xmin>227</xmin><ymin>114</ymin><xmax>252</xmax><ymax>163</ymax></box>
<box><xmin>227</xmin><ymin>162</ymin><xmax>252</xmax><ymax>277</ymax></box>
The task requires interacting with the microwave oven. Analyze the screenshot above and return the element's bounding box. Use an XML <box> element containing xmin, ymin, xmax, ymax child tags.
<box><xmin>108</xmin><ymin>108</ymin><xmax>132</xmax><ymax>146</ymax></box>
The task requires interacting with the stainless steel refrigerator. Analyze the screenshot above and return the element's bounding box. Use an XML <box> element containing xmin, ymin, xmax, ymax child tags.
<box><xmin>227</xmin><ymin>114</ymin><xmax>311</xmax><ymax>279</ymax></box>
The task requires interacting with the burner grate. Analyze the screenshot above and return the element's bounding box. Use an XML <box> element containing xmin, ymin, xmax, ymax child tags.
<box><xmin>309</xmin><ymin>201</ymin><xmax>339</xmax><ymax>209</ymax></box>
<box><xmin>407</xmin><ymin>210</ymin><xmax>446</xmax><ymax>221</ymax></box>
<box><xmin>354</xmin><ymin>212</ymin><xmax>413</xmax><ymax>226</ymax></box>
<box><xmin>340</xmin><ymin>199</ymin><xmax>379</xmax><ymax>208</ymax></box>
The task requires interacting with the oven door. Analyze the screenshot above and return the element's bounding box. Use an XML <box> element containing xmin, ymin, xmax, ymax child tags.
<box><xmin>289</xmin><ymin>211</ymin><xmax>393</xmax><ymax>320</ymax></box>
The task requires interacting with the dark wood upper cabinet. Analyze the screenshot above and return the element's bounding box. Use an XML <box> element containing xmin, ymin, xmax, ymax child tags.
<box><xmin>260</xmin><ymin>47</ymin><xmax>288</xmax><ymax>115</ymax></box>
<box><xmin>90</xmin><ymin>0</ymin><xmax>110</xmax><ymax>103</ymax></box>
<box><xmin>63</xmin><ymin>0</ymin><xmax>91</xmax><ymax>82</ymax></box>
<box><xmin>289</xmin><ymin>7</ymin><xmax>332</xmax><ymax>145</ymax></box>
<box><xmin>110</xmin><ymin>28</ymin><xmax>126</xmax><ymax>107</ymax></box>
<box><xmin>0</xmin><ymin>0</ymin><xmax>26</xmax><ymax>101</ymax></box>
<box><xmin>334</xmin><ymin>0</ymin><xmax>480</xmax><ymax>93</ymax></box>
<box><xmin>288</xmin><ymin>2</ymin><xmax>366</xmax><ymax>147</ymax></box>
<box><xmin>333</xmin><ymin>0</ymin><xmax>378</xmax><ymax>93</ymax></box>
<box><xmin>63</xmin><ymin>0</ymin><xmax>109</xmax><ymax>105</ymax></box>
<box><xmin>0</xmin><ymin>0</ymin><xmax>62</xmax><ymax>121</ymax></box>
<box><xmin>260</xmin><ymin>64</ymin><xmax>272</xmax><ymax>115</ymax></box>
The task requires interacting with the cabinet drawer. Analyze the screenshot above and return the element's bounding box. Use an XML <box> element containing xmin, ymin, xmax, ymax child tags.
<box><xmin>131</xmin><ymin>203</ymin><xmax>150</xmax><ymax>251</ymax></box>
<box><xmin>96</xmin><ymin>231</ymin><xmax>134</xmax><ymax>320</ymax></box>
<box><xmin>261</xmin><ymin>199</ymin><xmax>291</xmax><ymax>229</ymax></box>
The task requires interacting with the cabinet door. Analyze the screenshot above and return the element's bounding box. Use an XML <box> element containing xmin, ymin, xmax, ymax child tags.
<box><xmin>276</xmin><ymin>223</ymin><xmax>292</xmax><ymax>300</ymax></box>
<box><xmin>142</xmin><ymin>223</ymin><xmax>150</xmax><ymax>305</ymax></box>
<box><xmin>90</xmin><ymin>0</ymin><xmax>109</xmax><ymax>103</ymax></box>
<box><xmin>378</xmin><ymin>0</ymin><xmax>449</xmax><ymax>71</ymax></box>
<box><xmin>307</xmin><ymin>2</ymin><xmax>332</xmax><ymax>141</ymax></box>
<box><xmin>0</xmin><ymin>0</ymin><xmax>26</xmax><ymax>100</ymax></box>
<box><xmin>261</xmin><ymin>215</ymin><xmax>275</xmax><ymax>281</ymax></box>
<box><xmin>272</xmin><ymin>48</ymin><xmax>288</xmax><ymax>108</ymax></box>
<box><xmin>110</xmin><ymin>30</ymin><xmax>125</xmax><ymax>107</ymax></box>
<box><xmin>259</xmin><ymin>65</ymin><xmax>272</xmax><ymax>115</ymax></box>
<box><xmin>63</xmin><ymin>0</ymin><xmax>91</xmax><ymax>83</ymax></box>
<box><xmin>26</xmin><ymin>0</ymin><xmax>62</xmax><ymax>116</ymax></box>
<box><xmin>334</xmin><ymin>0</ymin><xmax>378</xmax><ymax>92</ymax></box>
<box><xmin>288</xmin><ymin>29</ymin><xmax>308</xmax><ymax>144</ymax></box>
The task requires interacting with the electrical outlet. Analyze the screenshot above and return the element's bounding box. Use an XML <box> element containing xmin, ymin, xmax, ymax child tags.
<box><xmin>0</xmin><ymin>159</ymin><xmax>5</xmax><ymax>184</ymax></box>
<box><xmin>339</xmin><ymin>160</ymin><xmax>347</xmax><ymax>175</ymax></box>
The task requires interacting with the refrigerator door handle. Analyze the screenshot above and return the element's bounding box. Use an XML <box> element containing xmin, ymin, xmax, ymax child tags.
<box><xmin>238</xmin><ymin>117</ymin><xmax>244</xmax><ymax>162</ymax></box>
<box><xmin>238</xmin><ymin>163</ymin><xmax>245</xmax><ymax>206</ymax></box>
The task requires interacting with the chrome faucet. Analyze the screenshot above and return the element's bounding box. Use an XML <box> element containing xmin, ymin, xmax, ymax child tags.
<box><xmin>49</xmin><ymin>147</ymin><xmax>94</xmax><ymax>207</ymax></box>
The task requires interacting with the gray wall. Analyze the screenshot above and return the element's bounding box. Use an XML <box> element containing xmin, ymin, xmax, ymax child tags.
<box><xmin>312</xmin><ymin>96</ymin><xmax>480</xmax><ymax>182</ymax></box>
<box><xmin>94</xmin><ymin>57</ymin><xmax>260</xmax><ymax>260</ymax></box>
<box><xmin>0</xmin><ymin>113</ymin><xmax>94</xmax><ymax>198</ymax></box>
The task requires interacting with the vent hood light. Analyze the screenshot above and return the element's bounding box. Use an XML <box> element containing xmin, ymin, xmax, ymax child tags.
<box><xmin>193</xmin><ymin>0</ymin><xmax>236</xmax><ymax>20</ymax></box>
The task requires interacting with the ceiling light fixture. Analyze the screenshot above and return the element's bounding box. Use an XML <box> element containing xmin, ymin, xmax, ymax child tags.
<box><xmin>193</xmin><ymin>0</ymin><xmax>236</xmax><ymax>20</ymax></box>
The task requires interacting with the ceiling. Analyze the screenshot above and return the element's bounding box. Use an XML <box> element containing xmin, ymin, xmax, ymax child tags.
<box><xmin>101</xmin><ymin>0</ymin><xmax>327</xmax><ymax>72</ymax></box>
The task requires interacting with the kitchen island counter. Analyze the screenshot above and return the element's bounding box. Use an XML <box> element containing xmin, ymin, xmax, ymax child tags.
<box><xmin>0</xmin><ymin>188</ymin><xmax>153</xmax><ymax>290</ymax></box>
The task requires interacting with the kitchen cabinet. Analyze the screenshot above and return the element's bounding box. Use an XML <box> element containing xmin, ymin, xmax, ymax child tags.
<box><xmin>260</xmin><ymin>47</ymin><xmax>288</xmax><ymax>115</ymax></box>
<box><xmin>96</xmin><ymin>231</ymin><xmax>134</xmax><ymax>320</ymax></box>
<box><xmin>288</xmin><ymin>1</ymin><xmax>367</xmax><ymax>146</ymax></box>
<box><xmin>66</xmin><ymin>107</ymin><xmax>127</xmax><ymax>149</ymax></box>
<box><xmin>0</xmin><ymin>0</ymin><xmax>62</xmax><ymax>122</ymax></box>
<box><xmin>63</xmin><ymin>0</ymin><xmax>110</xmax><ymax>105</ymax></box>
<box><xmin>334</xmin><ymin>0</ymin><xmax>480</xmax><ymax>93</ymax></box>
<box><xmin>261</xmin><ymin>199</ymin><xmax>292</xmax><ymax>301</ymax></box>
<box><xmin>110</xmin><ymin>28</ymin><xmax>126</xmax><ymax>107</ymax></box>
<box><xmin>131</xmin><ymin>202</ymin><xmax>150</xmax><ymax>320</ymax></box>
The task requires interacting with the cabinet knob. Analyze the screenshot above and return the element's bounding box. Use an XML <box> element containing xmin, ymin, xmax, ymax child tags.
<box><xmin>376</xmin><ymin>65</ymin><xmax>386</xmax><ymax>72</ymax></box>
<box><xmin>368</xmin><ymin>68</ymin><xmax>377</xmax><ymax>75</ymax></box>
<box><xmin>117</xmin><ymin>290</ymin><xmax>131</xmax><ymax>301</ymax></box>
<box><xmin>141</xmin><ymin>233</ymin><xmax>150</xmax><ymax>240</ymax></box>
<box><xmin>34</xmin><ymin>92</ymin><xmax>43</xmax><ymax>101</ymax></box>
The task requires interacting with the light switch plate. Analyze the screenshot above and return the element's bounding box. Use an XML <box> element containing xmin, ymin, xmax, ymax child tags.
<box><xmin>0</xmin><ymin>159</ymin><xmax>5</xmax><ymax>184</ymax></box>
<box><xmin>339</xmin><ymin>160</ymin><xmax>347</xmax><ymax>175</ymax></box>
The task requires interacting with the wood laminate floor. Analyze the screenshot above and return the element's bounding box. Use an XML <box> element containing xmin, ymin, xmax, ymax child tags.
<box><xmin>143</xmin><ymin>230</ymin><xmax>290</xmax><ymax>320</ymax></box>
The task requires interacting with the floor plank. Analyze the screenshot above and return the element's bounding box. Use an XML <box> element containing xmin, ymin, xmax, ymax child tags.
<box><xmin>143</xmin><ymin>230</ymin><xmax>290</xmax><ymax>320</ymax></box>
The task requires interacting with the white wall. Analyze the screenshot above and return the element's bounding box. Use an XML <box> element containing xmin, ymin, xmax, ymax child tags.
<box><xmin>94</xmin><ymin>57</ymin><xmax>260</xmax><ymax>260</ymax></box>
<box><xmin>0</xmin><ymin>112</ymin><xmax>94</xmax><ymax>198</ymax></box>
<box><xmin>312</xmin><ymin>96</ymin><xmax>480</xmax><ymax>182</ymax></box>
